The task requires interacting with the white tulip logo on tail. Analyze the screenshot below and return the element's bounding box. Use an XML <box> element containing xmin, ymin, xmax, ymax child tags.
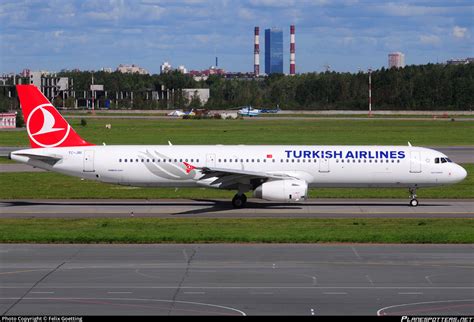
<box><xmin>27</xmin><ymin>104</ymin><xmax>71</xmax><ymax>148</ymax></box>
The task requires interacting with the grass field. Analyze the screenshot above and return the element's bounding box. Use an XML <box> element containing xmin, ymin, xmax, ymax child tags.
<box><xmin>0</xmin><ymin>164</ymin><xmax>472</xmax><ymax>199</ymax></box>
<box><xmin>0</xmin><ymin>218</ymin><xmax>472</xmax><ymax>244</ymax></box>
<box><xmin>1</xmin><ymin>118</ymin><xmax>473</xmax><ymax>146</ymax></box>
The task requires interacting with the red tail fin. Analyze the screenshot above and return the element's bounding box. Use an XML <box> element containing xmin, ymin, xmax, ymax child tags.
<box><xmin>16</xmin><ymin>85</ymin><xmax>94</xmax><ymax>148</ymax></box>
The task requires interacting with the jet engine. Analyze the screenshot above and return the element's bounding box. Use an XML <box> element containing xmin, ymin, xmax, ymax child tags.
<box><xmin>253</xmin><ymin>179</ymin><xmax>308</xmax><ymax>202</ymax></box>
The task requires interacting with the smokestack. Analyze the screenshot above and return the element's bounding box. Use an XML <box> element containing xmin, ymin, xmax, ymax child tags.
<box><xmin>254</xmin><ymin>27</ymin><xmax>260</xmax><ymax>76</ymax></box>
<box><xmin>290</xmin><ymin>25</ymin><xmax>295</xmax><ymax>75</ymax></box>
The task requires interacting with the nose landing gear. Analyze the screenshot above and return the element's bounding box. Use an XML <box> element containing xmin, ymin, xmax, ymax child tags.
<box><xmin>409</xmin><ymin>187</ymin><xmax>418</xmax><ymax>207</ymax></box>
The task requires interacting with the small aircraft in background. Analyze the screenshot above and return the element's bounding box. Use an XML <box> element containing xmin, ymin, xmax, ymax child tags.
<box><xmin>238</xmin><ymin>106</ymin><xmax>261</xmax><ymax>117</ymax></box>
<box><xmin>260</xmin><ymin>105</ymin><xmax>281</xmax><ymax>114</ymax></box>
<box><xmin>168</xmin><ymin>109</ymin><xmax>195</xmax><ymax>117</ymax></box>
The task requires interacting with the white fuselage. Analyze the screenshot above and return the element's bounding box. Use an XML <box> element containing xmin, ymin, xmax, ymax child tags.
<box><xmin>11</xmin><ymin>145</ymin><xmax>467</xmax><ymax>189</ymax></box>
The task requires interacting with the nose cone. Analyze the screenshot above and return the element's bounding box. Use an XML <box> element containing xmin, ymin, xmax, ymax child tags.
<box><xmin>454</xmin><ymin>164</ymin><xmax>467</xmax><ymax>182</ymax></box>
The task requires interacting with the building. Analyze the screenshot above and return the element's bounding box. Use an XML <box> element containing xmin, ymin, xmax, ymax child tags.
<box><xmin>28</xmin><ymin>72</ymin><xmax>72</xmax><ymax>100</ymax></box>
<box><xmin>116</xmin><ymin>64</ymin><xmax>149</xmax><ymax>75</ymax></box>
<box><xmin>160</xmin><ymin>62</ymin><xmax>173</xmax><ymax>74</ymax></box>
<box><xmin>388</xmin><ymin>52</ymin><xmax>405</xmax><ymax>68</ymax></box>
<box><xmin>189</xmin><ymin>66</ymin><xmax>225</xmax><ymax>81</ymax></box>
<box><xmin>0</xmin><ymin>113</ymin><xmax>16</xmax><ymax>129</ymax></box>
<box><xmin>183</xmin><ymin>88</ymin><xmax>210</xmax><ymax>105</ymax></box>
<box><xmin>447</xmin><ymin>58</ymin><xmax>474</xmax><ymax>65</ymax></box>
<box><xmin>265</xmin><ymin>28</ymin><xmax>283</xmax><ymax>74</ymax></box>
<box><xmin>177</xmin><ymin>65</ymin><xmax>187</xmax><ymax>74</ymax></box>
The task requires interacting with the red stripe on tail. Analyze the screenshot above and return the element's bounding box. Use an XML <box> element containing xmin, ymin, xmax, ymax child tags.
<box><xmin>16</xmin><ymin>85</ymin><xmax>94</xmax><ymax>148</ymax></box>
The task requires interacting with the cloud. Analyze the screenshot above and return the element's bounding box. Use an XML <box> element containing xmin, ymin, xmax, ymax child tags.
<box><xmin>238</xmin><ymin>7</ymin><xmax>256</xmax><ymax>20</ymax></box>
<box><xmin>376</xmin><ymin>3</ymin><xmax>448</xmax><ymax>17</ymax></box>
<box><xmin>419</xmin><ymin>34</ymin><xmax>441</xmax><ymax>45</ymax></box>
<box><xmin>452</xmin><ymin>26</ymin><xmax>468</xmax><ymax>39</ymax></box>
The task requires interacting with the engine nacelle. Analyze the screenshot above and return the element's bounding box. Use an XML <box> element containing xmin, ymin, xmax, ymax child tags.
<box><xmin>253</xmin><ymin>180</ymin><xmax>308</xmax><ymax>202</ymax></box>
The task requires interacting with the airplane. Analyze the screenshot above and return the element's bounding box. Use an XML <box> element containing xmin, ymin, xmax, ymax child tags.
<box><xmin>10</xmin><ymin>85</ymin><xmax>467</xmax><ymax>208</ymax></box>
<box><xmin>238</xmin><ymin>106</ymin><xmax>261</xmax><ymax>117</ymax></box>
<box><xmin>167</xmin><ymin>109</ymin><xmax>195</xmax><ymax>117</ymax></box>
<box><xmin>260</xmin><ymin>105</ymin><xmax>281</xmax><ymax>114</ymax></box>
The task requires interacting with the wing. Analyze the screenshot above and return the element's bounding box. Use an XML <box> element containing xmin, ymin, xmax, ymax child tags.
<box><xmin>197</xmin><ymin>166</ymin><xmax>296</xmax><ymax>190</ymax></box>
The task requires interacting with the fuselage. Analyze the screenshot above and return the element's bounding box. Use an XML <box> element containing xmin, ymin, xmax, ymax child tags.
<box><xmin>11</xmin><ymin>145</ymin><xmax>467</xmax><ymax>189</ymax></box>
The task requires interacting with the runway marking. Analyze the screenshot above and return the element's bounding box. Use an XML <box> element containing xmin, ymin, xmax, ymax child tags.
<box><xmin>366</xmin><ymin>275</ymin><xmax>374</xmax><ymax>286</ymax></box>
<box><xmin>134</xmin><ymin>269</ymin><xmax>160</xmax><ymax>280</ymax></box>
<box><xmin>107</xmin><ymin>292</ymin><xmax>132</xmax><ymax>294</ymax></box>
<box><xmin>183</xmin><ymin>292</ymin><xmax>205</xmax><ymax>295</ymax></box>
<box><xmin>377</xmin><ymin>299</ymin><xmax>474</xmax><ymax>316</ymax></box>
<box><xmin>398</xmin><ymin>292</ymin><xmax>423</xmax><ymax>295</ymax></box>
<box><xmin>351</xmin><ymin>246</ymin><xmax>362</xmax><ymax>260</ymax></box>
<box><xmin>0</xmin><ymin>269</ymin><xmax>50</xmax><ymax>276</ymax></box>
<box><xmin>0</xmin><ymin>297</ymin><xmax>247</xmax><ymax>316</ymax></box>
<box><xmin>250</xmin><ymin>292</ymin><xmax>274</xmax><ymax>295</ymax></box>
<box><xmin>30</xmin><ymin>292</ymin><xmax>54</xmax><ymax>294</ymax></box>
<box><xmin>323</xmin><ymin>292</ymin><xmax>348</xmax><ymax>295</ymax></box>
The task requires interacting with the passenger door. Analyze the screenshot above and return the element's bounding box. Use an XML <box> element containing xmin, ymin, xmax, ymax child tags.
<box><xmin>410</xmin><ymin>151</ymin><xmax>422</xmax><ymax>173</ymax></box>
<box><xmin>83</xmin><ymin>150</ymin><xmax>95</xmax><ymax>172</ymax></box>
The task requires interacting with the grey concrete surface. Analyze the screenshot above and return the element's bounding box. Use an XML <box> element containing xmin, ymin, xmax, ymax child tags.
<box><xmin>0</xmin><ymin>199</ymin><xmax>473</xmax><ymax>218</ymax></box>
<box><xmin>0</xmin><ymin>244</ymin><xmax>472</xmax><ymax>316</ymax></box>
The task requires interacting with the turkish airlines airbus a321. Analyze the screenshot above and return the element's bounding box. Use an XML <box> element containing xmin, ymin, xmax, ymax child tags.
<box><xmin>10</xmin><ymin>85</ymin><xmax>467</xmax><ymax>208</ymax></box>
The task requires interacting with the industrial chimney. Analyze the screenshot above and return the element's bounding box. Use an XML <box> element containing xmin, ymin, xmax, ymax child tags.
<box><xmin>290</xmin><ymin>25</ymin><xmax>295</xmax><ymax>75</ymax></box>
<box><xmin>254</xmin><ymin>27</ymin><xmax>260</xmax><ymax>76</ymax></box>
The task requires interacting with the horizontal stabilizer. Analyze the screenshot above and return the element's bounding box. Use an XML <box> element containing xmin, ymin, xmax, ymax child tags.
<box><xmin>12</xmin><ymin>152</ymin><xmax>62</xmax><ymax>165</ymax></box>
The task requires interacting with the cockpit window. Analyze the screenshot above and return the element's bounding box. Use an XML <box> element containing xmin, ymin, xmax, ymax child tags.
<box><xmin>435</xmin><ymin>157</ymin><xmax>452</xmax><ymax>164</ymax></box>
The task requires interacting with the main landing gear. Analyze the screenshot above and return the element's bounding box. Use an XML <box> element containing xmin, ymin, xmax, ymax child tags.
<box><xmin>409</xmin><ymin>187</ymin><xmax>418</xmax><ymax>207</ymax></box>
<box><xmin>232</xmin><ymin>193</ymin><xmax>247</xmax><ymax>208</ymax></box>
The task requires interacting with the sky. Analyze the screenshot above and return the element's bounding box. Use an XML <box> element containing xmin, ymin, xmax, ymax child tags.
<box><xmin>0</xmin><ymin>0</ymin><xmax>473</xmax><ymax>74</ymax></box>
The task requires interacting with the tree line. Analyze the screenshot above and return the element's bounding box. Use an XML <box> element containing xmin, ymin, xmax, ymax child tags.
<box><xmin>1</xmin><ymin>63</ymin><xmax>473</xmax><ymax>111</ymax></box>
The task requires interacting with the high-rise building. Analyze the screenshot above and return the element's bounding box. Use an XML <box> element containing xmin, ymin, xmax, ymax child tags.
<box><xmin>388</xmin><ymin>52</ymin><xmax>405</xmax><ymax>68</ymax></box>
<box><xmin>265</xmin><ymin>28</ymin><xmax>283</xmax><ymax>74</ymax></box>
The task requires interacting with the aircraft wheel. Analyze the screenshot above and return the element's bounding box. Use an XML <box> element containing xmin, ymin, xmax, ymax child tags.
<box><xmin>232</xmin><ymin>194</ymin><xmax>247</xmax><ymax>208</ymax></box>
<box><xmin>410</xmin><ymin>199</ymin><xmax>419</xmax><ymax>207</ymax></box>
